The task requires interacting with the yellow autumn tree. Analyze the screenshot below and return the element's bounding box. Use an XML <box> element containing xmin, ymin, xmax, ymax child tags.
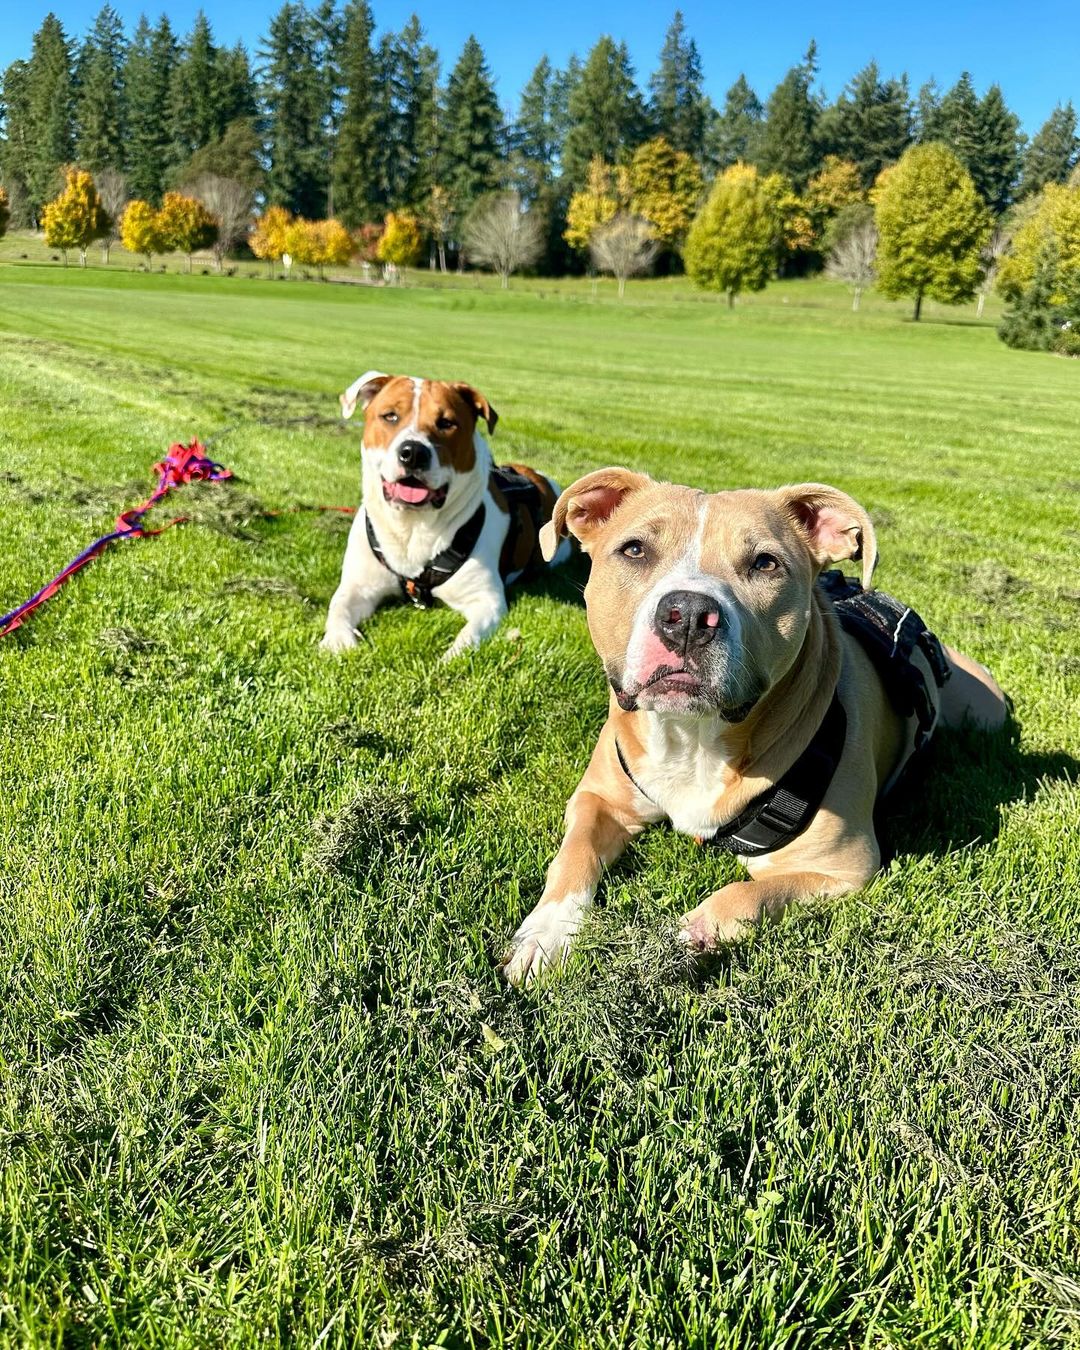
<box><xmin>760</xmin><ymin>172</ymin><xmax>814</xmax><ymax>263</ymax></box>
<box><xmin>281</xmin><ymin>218</ymin><xmax>353</xmax><ymax>278</ymax></box>
<box><xmin>628</xmin><ymin>136</ymin><xmax>704</xmax><ymax>248</ymax></box>
<box><xmin>804</xmin><ymin>156</ymin><xmax>864</xmax><ymax>239</ymax></box>
<box><xmin>564</xmin><ymin>157</ymin><xmax>630</xmax><ymax>252</ymax></box>
<box><xmin>998</xmin><ymin>182</ymin><xmax>1080</xmax><ymax>303</ymax></box>
<box><xmin>42</xmin><ymin>167</ymin><xmax>108</xmax><ymax>266</ymax></box>
<box><xmin>250</xmin><ymin>205</ymin><xmax>292</xmax><ymax>275</ymax></box>
<box><xmin>120</xmin><ymin>199</ymin><xmax>164</xmax><ymax>266</ymax></box>
<box><xmin>376</xmin><ymin>211</ymin><xmax>423</xmax><ymax>280</ymax></box>
<box><xmin>156</xmin><ymin>191</ymin><xmax>217</xmax><ymax>271</ymax></box>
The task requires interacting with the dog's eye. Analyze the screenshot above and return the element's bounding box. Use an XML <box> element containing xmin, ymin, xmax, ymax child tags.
<box><xmin>619</xmin><ymin>539</ymin><xmax>647</xmax><ymax>560</ymax></box>
<box><xmin>752</xmin><ymin>553</ymin><xmax>781</xmax><ymax>573</ymax></box>
<box><xmin>381</xmin><ymin>410</ymin><xmax>399</xmax><ymax>424</ymax></box>
<box><xmin>435</xmin><ymin>415</ymin><xmax>456</xmax><ymax>432</ymax></box>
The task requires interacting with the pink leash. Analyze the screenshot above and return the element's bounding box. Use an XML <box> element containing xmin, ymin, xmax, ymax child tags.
<box><xmin>1</xmin><ymin>442</ymin><xmax>233</xmax><ymax>639</ymax></box>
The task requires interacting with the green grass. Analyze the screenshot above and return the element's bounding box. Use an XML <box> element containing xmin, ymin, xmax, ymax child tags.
<box><xmin>1</xmin><ymin>261</ymin><xmax>1078</xmax><ymax>1348</ymax></box>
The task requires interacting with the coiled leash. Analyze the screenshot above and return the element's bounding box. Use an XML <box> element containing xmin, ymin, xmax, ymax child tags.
<box><xmin>0</xmin><ymin>440</ymin><xmax>355</xmax><ymax>640</ymax></box>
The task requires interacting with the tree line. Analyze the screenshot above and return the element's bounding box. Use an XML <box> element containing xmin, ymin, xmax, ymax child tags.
<box><xmin>2</xmin><ymin>6</ymin><xmax>1079</xmax><ymax>274</ymax></box>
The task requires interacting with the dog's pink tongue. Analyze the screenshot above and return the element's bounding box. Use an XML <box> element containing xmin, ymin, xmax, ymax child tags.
<box><xmin>387</xmin><ymin>480</ymin><xmax>430</xmax><ymax>504</ymax></box>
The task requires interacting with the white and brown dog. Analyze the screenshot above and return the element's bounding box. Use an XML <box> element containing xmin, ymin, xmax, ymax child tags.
<box><xmin>322</xmin><ymin>372</ymin><xmax>569</xmax><ymax>659</ymax></box>
<box><xmin>502</xmin><ymin>468</ymin><xmax>1008</xmax><ymax>985</ymax></box>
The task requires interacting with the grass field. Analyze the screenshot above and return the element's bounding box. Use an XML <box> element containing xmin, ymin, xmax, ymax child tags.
<box><xmin>1</xmin><ymin>257</ymin><xmax>1079</xmax><ymax>1347</ymax></box>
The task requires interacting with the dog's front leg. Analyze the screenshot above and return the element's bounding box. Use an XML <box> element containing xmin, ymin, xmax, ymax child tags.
<box><xmin>322</xmin><ymin>513</ymin><xmax>397</xmax><ymax>653</ymax></box>
<box><xmin>502</xmin><ymin>789</ymin><xmax>635</xmax><ymax>986</ymax></box>
<box><xmin>679</xmin><ymin>870</ymin><xmax>863</xmax><ymax>947</ymax></box>
<box><xmin>438</xmin><ymin>562</ymin><xmax>507</xmax><ymax>660</ymax></box>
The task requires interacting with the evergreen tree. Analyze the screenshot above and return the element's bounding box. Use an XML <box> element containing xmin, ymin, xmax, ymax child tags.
<box><xmin>550</xmin><ymin>55</ymin><xmax>582</xmax><ymax>165</ymax></box>
<box><xmin>260</xmin><ymin>2</ymin><xmax>326</xmax><ymax>217</ymax></box>
<box><xmin>706</xmin><ymin>75</ymin><xmax>763</xmax><ymax>172</ymax></box>
<box><xmin>26</xmin><ymin>14</ymin><xmax>75</xmax><ymax>214</ymax></box>
<box><xmin>332</xmin><ymin>0</ymin><xmax>379</xmax><ymax>226</ymax></box>
<box><xmin>124</xmin><ymin>16</ymin><xmax>177</xmax><ymax>202</ymax></box>
<box><xmin>371</xmin><ymin>34</ymin><xmax>398</xmax><ymax>209</ymax></box>
<box><xmin>394</xmin><ymin>17</ymin><xmax>440</xmax><ymax>210</ymax></box>
<box><xmin>936</xmin><ymin>74</ymin><xmax>1021</xmax><ymax>211</ymax></box>
<box><xmin>998</xmin><ymin>236</ymin><xmax>1059</xmax><ymax>350</ymax></box>
<box><xmin>1019</xmin><ymin>104</ymin><xmax>1079</xmax><ymax>199</ymax></box>
<box><xmin>936</xmin><ymin>73</ymin><xmax>981</xmax><ymax>169</ymax></box>
<box><xmin>443</xmin><ymin>35</ymin><xmax>501</xmax><ymax>217</ymax></box>
<box><xmin>562</xmin><ymin>37</ymin><xmax>647</xmax><ymax>188</ymax></box>
<box><xmin>216</xmin><ymin>44</ymin><xmax>257</xmax><ymax>128</ymax></box>
<box><xmin>649</xmin><ymin>11</ymin><xmax>708</xmax><ymax>162</ymax></box>
<box><xmin>310</xmin><ymin>0</ymin><xmax>344</xmax><ymax>214</ymax></box>
<box><xmin>511</xmin><ymin>56</ymin><xmax>559</xmax><ymax>201</ymax></box>
<box><xmin>168</xmin><ymin>13</ymin><xmax>220</xmax><ymax>169</ymax></box>
<box><xmin>914</xmin><ymin>79</ymin><xmax>945</xmax><ymax>142</ymax></box>
<box><xmin>820</xmin><ymin>62</ymin><xmax>911</xmax><ymax>187</ymax></box>
<box><xmin>74</xmin><ymin>6</ymin><xmax>126</xmax><ymax>173</ymax></box>
<box><xmin>0</xmin><ymin>60</ymin><xmax>35</xmax><ymax>214</ymax></box>
<box><xmin>974</xmin><ymin>84</ymin><xmax>1021</xmax><ymax>213</ymax></box>
<box><xmin>757</xmin><ymin>44</ymin><xmax>820</xmax><ymax>190</ymax></box>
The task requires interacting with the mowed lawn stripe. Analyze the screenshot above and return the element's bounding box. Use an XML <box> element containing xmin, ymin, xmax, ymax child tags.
<box><xmin>1</xmin><ymin>265</ymin><xmax>1078</xmax><ymax>1347</ymax></box>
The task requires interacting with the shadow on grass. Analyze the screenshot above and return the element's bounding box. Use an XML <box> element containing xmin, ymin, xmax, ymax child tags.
<box><xmin>881</xmin><ymin>717</ymin><xmax>1080</xmax><ymax>860</ymax></box>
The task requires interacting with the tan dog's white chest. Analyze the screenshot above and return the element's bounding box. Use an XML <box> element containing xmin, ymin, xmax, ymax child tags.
<box><xmin>636</xmin><ymin>716</ymin><xmax>741</xmax><ymax>838</ymax></box>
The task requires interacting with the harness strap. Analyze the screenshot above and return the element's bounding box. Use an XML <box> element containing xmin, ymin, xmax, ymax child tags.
<box><xmin>616</xmin><ymin>692</ymin><xmax>847</xmax><ymax>858</ymax></box>
<box><xmin>491</xmin><ymin>465</ymin><xmax>547</xmax><ymax>583</ymax></box>
<box><xmin>365</xmin><ymin>504</ymin><xmax>486</xmax><ymax>608</ymax></box>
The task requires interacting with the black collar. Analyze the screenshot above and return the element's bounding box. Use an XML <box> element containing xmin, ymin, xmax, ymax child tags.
<box><xmin>365</xmin><ymin>504</ymin><xmax>486</xmax><ymax>608</ymax></box>
<box><xmin>615</xmin><ymin>691</ymin><xmax>847</xmax><ymax>857</ymax></box>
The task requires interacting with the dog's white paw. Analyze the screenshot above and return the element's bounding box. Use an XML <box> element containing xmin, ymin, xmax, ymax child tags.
<box><xmin>501</xmin><ymin>896</ymin><xmax>587</xmax><ymax>988</ymax></box>
<box><xmin>320</xmin><ymin>623</ymin><xmax>358</xmax><ymax>654</ymax></box>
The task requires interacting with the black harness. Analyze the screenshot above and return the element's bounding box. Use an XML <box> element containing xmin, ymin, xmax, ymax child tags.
<box><xmin>365</xmin><ymin>466</ymin><xmax>550</xmax><ymax>606</ymax></box>
<box><xmin>615</xmin><ymin>573</ymin><xmax>951</xmax><ymax>857</ymax></box>
<box><xmin>365</xmin><ymin>504</ymin><xmax>486</xmax><ymax>608</ymax></box>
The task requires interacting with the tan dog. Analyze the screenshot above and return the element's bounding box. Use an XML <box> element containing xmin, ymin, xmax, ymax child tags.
<box><xmin>502</xmin><ymin>468</ymin><xmax>1008</xmax><ymax>985</ymax></box>
<box><xmin>323</xmin><ymin>372</ymin><xmax>567</xmax><ymax>660</ymax></box>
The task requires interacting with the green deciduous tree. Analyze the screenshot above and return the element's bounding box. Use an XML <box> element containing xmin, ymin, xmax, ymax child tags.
<box><xmin>872</xmin><ymin>142</ymin><xmax>991</xmax><ymax>319</ymax></box>
<box><xmin>74</xmin><ymin>6</ymin><xmax>127</xmax><ymax>174</ymax></box>
<box><xmin>685</xmin><ymin>162</ymin><xmax>776</xmax><ymax>305</ymax></box>
<box><xmin>562</xmin><ymin>36</ymin><xmax>647</xmax><ymax>189</ymax></box>
<box><xmin>705</xmin><ymin>75</ymin><xmax>763</xmax><ymax>173</ymax></box>
<box><xmin>1019</xmin><ymin>104</ymin><xmax>1079</xmax><ymax>200</ymax></box>
<box><xmin>649</xmin><ymin>11</ymin><xmax>708</xmax><ymax>162</ymax></box>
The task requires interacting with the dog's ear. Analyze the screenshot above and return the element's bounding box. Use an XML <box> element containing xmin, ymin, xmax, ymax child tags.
<box><xmin>779</xmin><ymin>483</ymin><xmax>878</xmax><ymax>589</ymax></box>
<box><xmin>540</xmin><ymin>467</ymin><xmax>653</xmax><ymax>562</ymax></box>
<box><xmin>340</xmin><ymin>370</ymin><xmax>392</xmax><ymax>420</ymax></box>
<box><xmin>453</xmin><ymin>383</ymin><xmax>498</xmax><ymax>435</ymax></box>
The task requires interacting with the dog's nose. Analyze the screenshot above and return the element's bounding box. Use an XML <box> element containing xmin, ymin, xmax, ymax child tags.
<box><xmin>396</xmin><ymin>439</ymin><xmax>431</xmax><ymax>471</ymax></box>
<box><xmin>654</xmin><ymin>589</ymin><xmax>724</xmax><ymax>652</ymax></box>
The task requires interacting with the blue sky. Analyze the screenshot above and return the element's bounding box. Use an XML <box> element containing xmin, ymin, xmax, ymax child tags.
<box><xmin>3</xmin><ymin>0</ymin><xmax>1078</xmax><ymax>136</ymax></box>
